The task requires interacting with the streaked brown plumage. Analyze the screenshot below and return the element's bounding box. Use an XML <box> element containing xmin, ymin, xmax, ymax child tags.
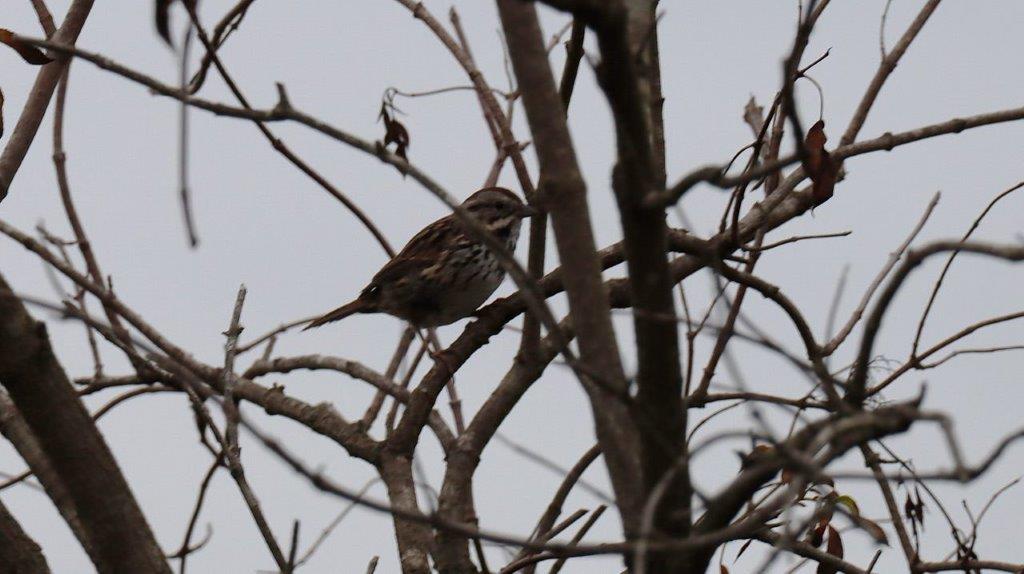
<box><xmin>304</xmin><ymin>187</ymin><xmax>534</xmax><ymax>330</ymax></box>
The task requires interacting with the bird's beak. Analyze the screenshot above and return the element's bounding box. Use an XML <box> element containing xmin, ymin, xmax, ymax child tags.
<box><xmin>519</xmin><ymin>204</ymin><xmax>539</xmax><ymax>218</ymax></box>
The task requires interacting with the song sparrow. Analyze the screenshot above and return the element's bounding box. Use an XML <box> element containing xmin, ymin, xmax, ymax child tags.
<box><xmin>304</xmin><ymin>187</ymin><xmax>535</xmax><ymax>330</ymax></box>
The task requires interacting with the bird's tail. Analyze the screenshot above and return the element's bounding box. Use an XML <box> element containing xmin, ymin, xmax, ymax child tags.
<box><xmin>303</xmin><ymin>299</ymin><xmax>370</xmax><ymax>331</ymax></box>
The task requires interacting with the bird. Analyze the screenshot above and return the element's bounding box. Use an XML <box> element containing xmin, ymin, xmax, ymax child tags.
<box><xmin>304</xmin><ymin>186</ymin><xmax>535</xmax><ymax>330</ymax></box>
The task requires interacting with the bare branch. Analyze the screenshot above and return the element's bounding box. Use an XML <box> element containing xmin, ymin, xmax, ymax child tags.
<box><xmin>0</xmin><ymin>272</ymin><xmax>171</xmax><ymax>572</ymax></box>
<box><xmin>912</xmin><ymin>180</ymin><xmax>1024</xmax><ymax>356</ymax></box>
<box><xmin>0</xmin><ymin>0</ymin><xmax>95</xmax><ymax>202</ymax></box>
<box><xmin>841</xmin><ymin>0</ymin><xmax>943</xmax><ymax>145</ymax></box>
<box><xmin>0</xmin><ymin>497</ymin><xmax>49</xmax><ymax>573</ymax></box>
<box><xmin>822</xmin><ymin>192</ymin><xmax>940</xmax><ymax>355</ymax></box>
<box><xmin>496</xmin><ymin>0</ymin><xmax>643</xmax><ymax>535</ymax></box>
<box><xmin>850</xmin><ymin>240</ymin><xmax>1024</xmax><ymax>405</ymax></box>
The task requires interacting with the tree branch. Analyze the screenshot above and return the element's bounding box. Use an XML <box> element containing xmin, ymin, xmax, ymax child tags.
<box><xmin>495</xmin><ymin>0</ymin><xmax>643</xmax><ymax>536</ymax></box>
<box><xmin>0</xmin><ymin>0</ymin><xmax>95</xmax><ymax>202</ymax></box>
<box><xmin>0</xmin><ymin>272</ymin><xmax>171</xmax><ymax>573</ymax></box>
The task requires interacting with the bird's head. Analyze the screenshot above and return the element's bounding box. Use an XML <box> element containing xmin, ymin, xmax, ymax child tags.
<box><xmin>462</xmin><ymin>187</ymin><xmax>536</xmax><ymax>233</ymax></box>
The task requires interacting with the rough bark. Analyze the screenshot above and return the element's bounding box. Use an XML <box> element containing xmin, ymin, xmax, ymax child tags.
<box><xmin>591</xmin><ymin>4</ymin><xmax>691</xmax><ymax>571</ymax></box>
<box><xmin>0</xmin><ymin>392</ymin><xmax>91</xmax><ymax>559</ymax></box>
<box><xmin>378</xmin><ymin>455</ymin><xmax>434</xmax><ymax>574</ymax></box>
<box><xmin>0</xmin><ymin>499</ymin><xmax>51</xmax><ymax>573</ymax></box>
<box><xmin>0</xmin><ymin>272</ymin><xmax>171</xmax><ymax>573</ymax></box>
<box><xmin>495</xmin><ymin>0</ymin><xmax>645</xmax><ymax>536</ymax></box>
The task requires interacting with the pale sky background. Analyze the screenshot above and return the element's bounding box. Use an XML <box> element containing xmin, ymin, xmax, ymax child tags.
<box><xmin>1</xmin><ymin>1</ymin><xmax>1023</xmax><ymax>573</ymax></box>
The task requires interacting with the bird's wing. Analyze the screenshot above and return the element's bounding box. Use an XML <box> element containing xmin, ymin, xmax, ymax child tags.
<box><xmin>370</xmin><ymin>214</ymin><xmax>470</xmax><ymax>287</ymax></box>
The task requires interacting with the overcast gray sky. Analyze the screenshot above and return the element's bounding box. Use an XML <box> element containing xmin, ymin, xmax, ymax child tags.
<box><xmin>1</xmin><ymin>1</ymin><xmax>1023</xmax><ymax>572</ymax></box>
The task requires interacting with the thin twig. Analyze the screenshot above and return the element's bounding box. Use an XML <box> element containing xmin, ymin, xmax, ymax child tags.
<box><xmin>912</xmin><ymin>180</ymin><xmax>1024</xmax><ymax>357</ymax></box>
<box><xmin>822</xmin><ymin>192</ymin><xmax>940</xmax><ymax>355</ymax></box>
<box><xmin>178</xmin><ymin>26</ymin><xmax>199</xmax><ymax>247</ymax></box>
<box><xmin>742</xmin><ymin>230</ymin><xmax>850</xmax><ymax>252</ymax></box>
<box><xmin>548</xmin><ymin>505</ymin><xmax>607</xmax><ymax>574</ymax></box>
<box><xmin>217</xmin><ymin>285</ymin><xmax>288</xmax><ymax>571</ymax></box>
<box><xmin>29</xmin><ymin>0</ymin><xmax>56</xmax><ymax>37</ymax></box>
<box><xmin>175</xmin><ymin>454</ymin><xmax>222</xmax><ymax>574</ymax></box>
<box><xmin>297</xmin><ymin>479</ymin><xmax>380</xmax><ymax>567</ymax></box>
<box><xmin>360</xmin><ymin>326</ymin><xmax>415</xmax><ymax>431</ymax></box>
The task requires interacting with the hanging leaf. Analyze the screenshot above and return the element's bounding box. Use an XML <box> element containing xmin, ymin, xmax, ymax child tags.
<box><xmin>739</xmin><ymin>443</ymin><xmax>776</xmax><ymax>470</ymax></box>
<box><xmin>815</xmin><ymin>525</ymin><xmax>845</xmax><ymax>574</ymax></box>
<box><xmin>826</xmin><ymin>526</ymin><xmax>844</xmax><ymax>558</ymax></box>
<box><xmin>807</xmin><ymin>518</ymin><xmax>828</xmax><ymax>548</ymax></box>
<box><xmin>155</xmin><ymin>0</ymin><xmax>174</xmax><ymax>45</ymax></box>
<box><xmin>735</xmin><ymin>538</ymin><xmax>754</xmax><ymax>559</ymax></box>
<box><xmin>155</xmin><ymin>0</ymin><xmax>198</xmax><ymax>46</ymax></box>
<box><xmin>0</xmin><ymin>29</ymin><xmax>53</xmax><ymax>65</ymax></box>
<box><xmin>859</xmin><ymin>517</ymin><xmax>889</xmax><ymax>545</ymax></box>
<box><xmin>379</xmin><ymin>102</ymin><xmax>410</xmax><ymax>161</ymax></box>
<box><xmin>801</xmin><ymin>120</ymin><xmax>838</xmax><ymax>206</ymax></box>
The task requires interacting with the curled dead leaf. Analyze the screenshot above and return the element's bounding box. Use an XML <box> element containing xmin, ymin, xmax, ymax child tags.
<box><xmin>826</xmin><ymin>525</ymin><xmax>844</xmax><ymax>558</ymax></box>
<box><xmin>0</xmin><ymin>29</ymin><xmax>53</xmax><ymax>65</ymax></box>
<box><xmin>155</xmin><ymin>0</ymin><xmax>198</xmax><ymax>46</ymax></box>
<box><xmin>859</xmin><ymin>516</ymin><xmax>889</xmax><ymax>545</ymax></box>
<box><xmin>904</xmin><ymin>493</ymin><xmax>915</xmax><ymax>521</ymax></box>
<box><xmin>807</xmin><ymin>518</ymin><xmax>828</xmax><ymax>548</ymax></box>
<box><xmin>815</xmin><ymin>525</ymin><xmax>844</xmax><ymax>574</ymax></box>
<box><xmin>155</xmin><ymin>0</ymin><xmax>174</xmax><ymax>45</ymax></box>
<box><xmin>802</xmin><ymin>120</ymin><xmax>838</xmax><ymax>206</ymax></box>
<box><xmin>379</xmin><ymin>102</ymin><xmax>410</xmax><ymax>161</ymax></box>
<box><xmin>735</xmin><ymin>538</ymin><xmax>754</xmax><ymax>559</ymax></box>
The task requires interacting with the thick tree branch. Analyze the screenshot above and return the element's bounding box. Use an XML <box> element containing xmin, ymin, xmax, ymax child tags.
<box><xmin>0</xmin><ymin>272</ymin><xmax>171</xmax><ymax>573</ymax></box>
<box><xmin>590</xmin><ymin>2</ymin><xmax>689</xmax><ymax>554</ymax></box>
<box><xmin>0</xmin><ymin>391</ymin><xmax>90</xmax><ymax>558</ymax></box>
<box><xmin>0</xmin><ymin>498</ymin><xmax>50</xmax><ymax>573</ymax></box>
<box><xmin>495</xmin><ymin>0</ymin><xmax>644</xmax><ymax>535</ymax></box>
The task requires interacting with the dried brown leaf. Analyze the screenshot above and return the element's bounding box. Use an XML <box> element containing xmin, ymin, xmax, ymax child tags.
<box><xmin>155</xmin><ymin>0</ymin><xmax>174</xmax><ymax>45</ymax></box>
<box><xmin>735</xmin><ymin>538</ymin><xmax>754</xmax><ymax>559</ymax></box>
<box><xmin>740</xmin><ymin>443</ymin><xmax>775</xmax><ymax>469</ymax></box>
<box><xmin>801</xmin><ymin>119</ymin><xmax>838</xmax><ymax>205</ymax></box>
<box><xmin>807</xmin><ymin>519</ymin><xmax>828</xmax><ymax>548</ymax></box>
<box><xmin>743</xmin><ymin>96</ymin><xmax>765</xmax><ymax>135</ymax></box>
<box><xmin>155</xmin><ymin>0</ymin><xmax>198</xmax><ymax>46</ymax></box>
<box><xmin>379</xmin><ymin>102</ymin><xmax>410</xmax><ymax>161</ymax></box>
<box><xmin>859</xmin><ymin>516</ymin><xmax>889</xmax><ymax>545</ymax></box>
<box><xmin>815</xmin><ymin>525</ymin><xmax>845</xmax><ymax>574</ymax></box>
<box><xmin>0</xmin><ymin>29</ymin><xmax>53</xmax><ymax>65</ymax></box>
